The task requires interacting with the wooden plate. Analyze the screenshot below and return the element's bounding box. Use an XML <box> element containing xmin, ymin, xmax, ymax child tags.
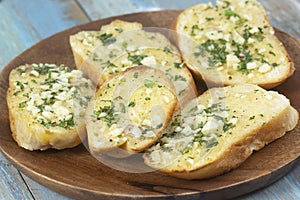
<box><xmin>0</xmin><ymin>11</ymin><xmax>299</xmax><ymax>200</ymax></box>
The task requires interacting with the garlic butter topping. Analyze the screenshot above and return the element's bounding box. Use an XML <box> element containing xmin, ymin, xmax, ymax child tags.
<box><xmin>187</xmin><ymin>0</ymin><xmax>287</xmax><ymax>76</ymax></box>
<box><xmin>12</xmin><ymin>63</ymin><xmax>94</xmax><ymax>129</ymax></box>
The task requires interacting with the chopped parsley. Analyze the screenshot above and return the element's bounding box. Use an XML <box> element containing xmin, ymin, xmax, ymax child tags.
<box><xmin>19</xmin><ymin>101</ymin><xmax>27</xmax><ymax>108</ymax></box>
<box><xmin>94</xmin><ymin>104</ymin><xmax>117</xmax><ymax>128</ymax></box>
<box><xmin>206</xmin><ymin>17</ymin><xmax>214</xmax><ymax>21</ymax></box>
<box><xmin>115</xmin><ymin>27</ymin><xmax>123</xmax><ymax>33</ymax></box>
<box><xmin>144</xmin><ymin>79</ymin><xmax>154</xmax><ymax>88</ymax></box>
<box><xmin>16</xmin><ymin>68</ymin><xmax>26</xmax><ymax>74</ymax></box>
<box><xmin>58</xmin><ymin>116</ymin><xmax>75</xmax><ymax>129</ymax></box>
<box><xmin>174</xmin><ymin>62</ymin><xmax>184</xmax><ymax>68</ymax></box>
<box><xmin>224</xmin><ymin>8</ymin><xmax>247</xmax><ymax>25</ymax></box>
<box><xmin>191</xmin><ymin>24</ymin><xmax>201</xmax><ymax>36</ymax></box>
<box><xmin>174</xmin><ymin>75</ymin><xmax>187</xmax><ymax>81</ymax></box>
<box><xmin>128</xmin><ymin>101</ymin><xmax>136</xmax><ymax>107</ymax></box>
<box><xmin>133</xmin><ymin>72</ymin><xmax>139</xmax><ymax>78</ymax></box>
<box><xmin>97</xmin><ymin>33</ymin><xmax>116</xmax><ymax>46</ymax></box>
<box><xmin>197</xmin><ymin>39</ymin><xmax>228</xmax><ymax>67</ymax></box>
<box><xmin>128</xmin><ymin>54</ymin><xmax>148</xmax><ymax>65</ymax></box>
<box><xmin>249</xmin><ymin>115</ymin><xmax>255</xmax><ymax>120</ymax></box>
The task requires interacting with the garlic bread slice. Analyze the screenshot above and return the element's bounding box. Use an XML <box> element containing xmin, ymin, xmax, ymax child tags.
<box><xmin>7</xmin><ymin>64</ymin><xmax>95</xmax><ymax>151</ymax></box>
<box><xmin>144</xmin><ymin>84</ymin><xmax>298</xmax><ymax>179</ymax></box>
<box><xmin>174</xmin><ymin>0</ymin><xmax>294</xmax><ymax>89</ymax></box>
<box><xmin>69</xmin><ymin>20</ymin><xmax>142</xmax><ymax>70</ymax></box>
<box><xmin>86</xmin><ymin>66</ymin><xmax>177</xmax><ymax>157</ymax></box>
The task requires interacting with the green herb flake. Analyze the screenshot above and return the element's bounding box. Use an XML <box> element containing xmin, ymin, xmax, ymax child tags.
<box><xmin>174</xmin><ymin>62</ymin><xmax>184</xmax><ymax>68</ymax></box>
<box><xmin>198</xmin><ymin>39</ymin><xmax>229</xmax><ymax>66</ymax></box>
<box><xmin>128</xmin><ymin>101</ymin><xmax>136</xmax><ymax>107</ymax></box>
<box><xmin>191</xmin><ymin>24</ymin><xmax>200</xmax><ymax>36</ymax></box>
<box><xmin>174</xmin><ymin>75</ymin><xmax>187</xmax><ymax>81</ymax></box>
<box><xmin>94</xmin><ymin>104</ymin><xmax>116</xmax><ymax>127</ymax></box>
<box><xmin>249</xmin><ymin>115</ymin><xmax>255</xmax><ymax>120</ymax></box>
<box><xmin>144</xmin><ymin>79</ymin><xmax>154</xmax><ymax>88</ymax></box>
<box><xmin>122</xmin><ymin>41</ymin><xmax>128</xmax><ymax>48</ymax></box>
<box><xmin>269</xmin><ymin>51</ymin><xmax>276</xmax><ymax>56</ymax></box>
<box><xmin>224</xmin><ymin>9</ymin><xmax>246</xmax><ymax>25</ymax></box>
<box><xmin>115</xmin><ymin>28</ymin><xmax>123</xmax><ymax>33</ymax></box>
<box><xmin>222</xmin><ymin>1</ymin><xmax>231</xmax><ymax>8</ymax></box>
<box><xmin>205</xmin><ymin>17</ymin><xmax>214</xmax><ymax>21</ymax></box>
<box><xmin>16</xmin><ymin>68</ymin><xmax>26</xmax><ymax>74</ymax></box>
<box><xmin>223</xmin><ymin>122</ymin><xmax>235</xmax><ymax>132</ymax></box>
<box><xmin>128</xmin><ymin>54</ymin><xmax>148</xmax><ymax>65</ymax></box>
<box><xmin>182</xmin><ymin>147</ymin><xmax>191</xmax><ymax>154</ymax></box>
<box><xmin>108</xmin><ymin>51</ymin><xmax>117</xmax><ymax>58</ymax></box>
<box><xmin>58</xmin><ymin>117</ymin><xmax>75</xmax><ymax>129</ymax></box>
<box><xmin>164</xmin><ymin>46</ymin><xmax>171</xmax><ymax>53</ymax></box>
<box><xmin>225</xmin><ymin>9</ymin><xmax>238</xmax><ymax>18</ymax></box>
<box><xmin>97</xmin><ymin>33</ymin><xmax>116</xmax><ymax>46</ymax></box>
<box><xmin>106</xmin><ymin>61</ymin><xmax>118</xmax><ymax>68</ymax></box>
<box><xmin>133</xmin><ymin>72</ymin><xmax>139</xmax><ymax>79</ymax></box>
<box><xmin>145</xmin><ymin>97</ymin><xmax>151</xmax><ymax>101</ymax></box>
<box><xmin>156</xmin><ymin>123</ymin><xmax>163</xmax><ymax>129</ymax></box>
<box><xmin>19</xmin><ymin>101</ymin><xmax>27</xmax><ymax>108</ymax></box>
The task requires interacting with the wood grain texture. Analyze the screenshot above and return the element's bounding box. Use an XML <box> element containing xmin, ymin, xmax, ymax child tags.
<box><xmin>0</xmin><ymin>152</ymin><xmax>33</xmax><ymax>200</ymax></box>
<box><xmin>22</xmin><ymin>174</ymin><xmax>70</xmax><ymax>200</ymax></box>
<box><xmin>0</xmin><ymin>0</ymin><xmax>89</xmax><ymax>68</ymax></box>
<box><xmin>0</xmin><ymin>11</ymin><xmax>299</xmax><ymax>200</ymax></box>
<box><xmin>77</xmin><ymin>0</ymin><xmax>300</xmax><ymax>39</ymax></box>
<box><xmin>77</xmin><ymin>0</ymin><xmax>210</xmax><ymax>20</ymax></box>
<box><xmin>260</xmin><ymin>0</ymin><xmax>300</xmax><ymax>39</ymax></box>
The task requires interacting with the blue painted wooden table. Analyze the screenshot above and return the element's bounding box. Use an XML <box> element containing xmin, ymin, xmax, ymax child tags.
<box><xmin>0</xmin><ymin>0</ymin><xmax>299</xmax><ymax>199</ymax></box>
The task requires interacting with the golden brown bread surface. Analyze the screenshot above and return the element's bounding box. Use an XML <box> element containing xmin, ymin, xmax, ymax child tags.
<box><xmin>174</xmin><ymin>0</ymin><xmax>294</xmax><ymax>89</ymax></box>
<box><xmin>86</xmin><ymin>66</ymin><xmax>178</xmax><ymax>157</ymax></box>
<box><xmin>143</xmin><ymin>84</ymin><xmax>298</xmax><ymax>179</ymax></box>
<box><xmin>7</xmin><ymin>64</ymin><xmax>95</xmax><ymax>150</ymax></box>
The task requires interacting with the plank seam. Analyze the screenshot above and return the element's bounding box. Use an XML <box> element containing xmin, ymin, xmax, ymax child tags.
<box><xmin>74</xmin><ymin>0</ymin><xmax>92</xmax><ymax>21</ymax></box>
<box><xmin>19</xmin><ymin>172</ymin><xmax>36</xmax><ymax>200</ymax></box>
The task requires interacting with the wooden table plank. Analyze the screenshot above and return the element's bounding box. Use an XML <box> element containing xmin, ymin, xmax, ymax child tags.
<box><xmin>77</xmin><ymin>0</ymin><xmax>211</xmax><ymax>20</ymax></box>
<box><xmin>236</xmin><ymin>164</ymin><xmax>300</xmax><ymax>200</ymax></box>
<box><xmin>260</xmin><ymin>0</ymin><xmax>300</xmax><ymax>39</ymax></box>
<box><xmin>22</xmin><ymin>174</ymin><xmax>70</xmax><ymax>200</ymax></box>
<box><xmin>0</xmin><ymin>0</ymin><xmax>89</xmax><ymax>68</ymax></box>
<box><xmin>0</xmin><ymin>152</ymin><xmax>33</xmax><ymax>200</ymax></box>
<box><xmin>78</xmin><ymin>0</ymin><xmax>299</xmax><ymax>39</ymax></box>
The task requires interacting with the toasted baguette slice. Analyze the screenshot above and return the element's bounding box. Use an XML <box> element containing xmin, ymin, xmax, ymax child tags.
<box><xmin>70</xmin><ymin>20</ymin><xmax>197</xmax><ymax>104</ymax></box>
<box><xmin>174</xmin><ymin>0</ymin><xmax>294</xmax><ymax>89</ymax></box>
<box><xmin>7</xmin><ymin>64</ymin><xmax>95</xmax><ymax>150</ymax></box>
<box><xmin>70</xmin><ymin>20</ymin><xmax>143</xmax><ymax>70</ymax></box>
<box><xmin>86</xmin><ymin>66</ymin><xmax>178</xmax><ymax>157</ymax></box>
<box><xmin>144</xmin><ymin>84</ymin><xmax>298</xmax><ymax>179</ymax></box>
